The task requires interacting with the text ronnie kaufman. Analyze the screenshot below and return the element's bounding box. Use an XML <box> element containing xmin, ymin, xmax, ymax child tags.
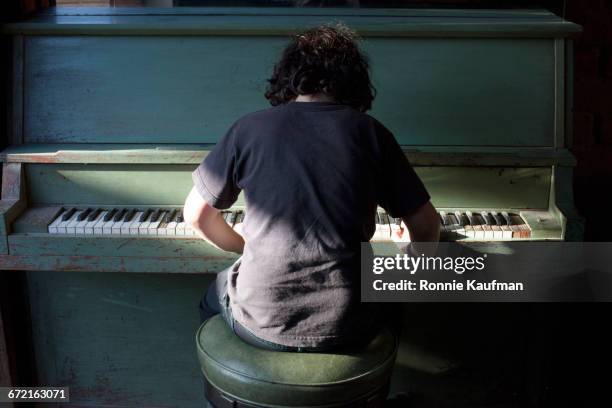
<box><xmin>373</xmin><ymin>279</ymin><xmax>524</xmax><ymax>292</ymax></box>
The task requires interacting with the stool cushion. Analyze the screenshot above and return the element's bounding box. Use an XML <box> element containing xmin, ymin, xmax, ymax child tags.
<box><xmin>196</xmin><ymin>315</ymin><xmax>398</xmax><ymax>406</ymax></box>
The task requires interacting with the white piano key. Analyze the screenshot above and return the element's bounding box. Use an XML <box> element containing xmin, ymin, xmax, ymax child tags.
<box><xmin>93</xmin><ymin>211</ymin><xmax>108</xmax><ymax>235</ymax></box>
<box><xmin>492</xmin><ymin>226</ymin><xmax>503</xmax><ymax>240</ymax></box>
<box><xmin>99</xmin><ymin>209</ymin><xmax>117</xmax><ymax>233</ymax></box>
<box><xmin>111</xmin><ymin>217</ymin><xmax>127</xmax><ymax>235</ymax></box>
<box><xmin>121</xmin><ymin>211</ymin><xmax>139</xmax><ymax>235</ymax></box>
<box><xmin>65</xmin><ymin>210</ymin><xmax>85</xmax><ymax>234</ymax></box>
<box><xmin>84</xmin><ymin>211</ymin><xmax>104</xmax><ymax>235</ymax></box>
<box><xmin>75</xmin><ymin>217</ymin><xmax>90</xmax><ymax>235</ymax></box>
<box><xmin>48</xmin><ymin>209</ymin><xmax>66</xmax><ymax>234</ymax></box>
<box><xmin>147</xmin><ymin>211</ymin><xmax>165</xmax><ymax>236</ymax></box>
<box><xmin>380</xmin><ymin>212</ymin><xmax>391</xmax><ymax>239</ymax></box>
<box><xmin>158</xmin><ymin>210</ymin><xmax>177</xmax><ymax>236</ymax></box>
<box><xmin>453</xmin><ymin>211</ymin><xmax>465</xmax><ymax>238</ymax></box>
<box><xmin>480</xmin><ymin>211</ymin><xmax>495</xmax><ymax>240</ymax></box>
<box><xmin>55</xmin><ymin>208</ymin><xmax>78</xmax><ymax>234</ymax></box>
<box><xmin>102</xmin><ymin>216</ymin><xmax>116</xmax><ymax>235</ymax></box>
<box><xmin>165</xmin><ymin>220</ymin><xmax>177</xmax><ymax>236</ymax></box>
<box><xmin>472</xmin><ymin>213</ymin><xmax>486</xmax><ymax>240</ymax></box>
<box><xmin>494</xmin><ymin>212</ymin><xmax>513</xmax><ymax>239</ymax></box>
<box><xmin>139</xmin><ymin>214</ymin><xmax>153</xmax><ymax>235</ymax></box>
<box><xmin>175</xmin><ymin>221</ymin><xmax>186</xmax><ymax>236</ymax></box>
<box><xmin>128</xmin><ymin>211</ymin><xmax>144</xmax><ymax>235</ymax></box>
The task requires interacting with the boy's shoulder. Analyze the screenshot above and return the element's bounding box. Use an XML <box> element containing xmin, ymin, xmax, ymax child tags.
<box><xmin>234</xmin><ymin>105</ymin><xmax>285</xmax><ymax>125</ymax></box>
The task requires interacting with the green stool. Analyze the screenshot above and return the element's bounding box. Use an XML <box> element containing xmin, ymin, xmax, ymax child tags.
<box><xmin>196</xmin><ymin>315</ymin><xmax>398</xmax><ymax>408</ymax></box>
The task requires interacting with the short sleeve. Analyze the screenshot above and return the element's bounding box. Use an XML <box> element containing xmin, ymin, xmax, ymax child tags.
<box><xmin>191</xmin><ymin>123</ymin><xmax>241</xmax><ymax>210</ymax></box>
<box><xmin>374</xmin><ymin>119</ymin><xmax>431</xmax><ymax>218</ymax></box>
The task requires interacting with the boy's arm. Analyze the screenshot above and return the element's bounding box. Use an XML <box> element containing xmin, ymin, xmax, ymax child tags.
<box><xmin>183</xmin><ymin>186</ymin><xmax>245</xmax><ymax>254</ymax></box>
<box><xmin>393</xmin><ymin>201</ymin><xmax>440</xmax><ymax>256</ymax></box>
<box><xmin>402</xmin><ymin>201</ymin><xmax>440</xmax><ymax>243</ymax></box>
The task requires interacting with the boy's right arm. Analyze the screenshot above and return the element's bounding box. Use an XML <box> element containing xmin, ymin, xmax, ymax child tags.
<box><xmin>402</xmin><ymin>201</ymin><xmax>440</xmax><ymax>243</ymax></box>
<box><xmin>392</xmin><ymin>200</ymin><xmax>440</xmax><ymax>256</ymax></box>
<box><xmin>183</xmin><ymin>186</ymin><xmax>245</xmax><ymax>254</ymax></box>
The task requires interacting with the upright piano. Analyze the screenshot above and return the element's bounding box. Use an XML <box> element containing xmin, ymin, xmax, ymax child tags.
<box><xmin>0</xmin><ymin>6</ymin><xmax>581</xmax><ymax>407</ymax></box>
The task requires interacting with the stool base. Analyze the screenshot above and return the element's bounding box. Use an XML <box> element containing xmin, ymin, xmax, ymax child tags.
<box><xmin>203</xmin><ymin>376</ymin><xmax>390</xmax><ymax>408</ymax></box>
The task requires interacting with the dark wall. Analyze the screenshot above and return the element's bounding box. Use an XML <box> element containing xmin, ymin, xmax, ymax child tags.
<box><xmin>566</xmin><ymin>0</ymin><xmax>612</xmax><ymax>242</ymax></box>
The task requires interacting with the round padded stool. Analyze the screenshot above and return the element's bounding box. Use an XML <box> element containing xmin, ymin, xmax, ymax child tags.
<box><xmin>196</xmin><ymin>315</ymin><xmax>398</xmax><ymax>408</ymax></box>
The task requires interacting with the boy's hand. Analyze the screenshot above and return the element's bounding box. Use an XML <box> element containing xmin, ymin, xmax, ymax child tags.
<box><xmin>391</xmin><ymin>220</ymin><xmax>411</xmax><ymax>243</ymax></box>
<box><xmin>391</xmin><ymin>220</ymin><xmax>411</xmax><ymax>253</ymax></box>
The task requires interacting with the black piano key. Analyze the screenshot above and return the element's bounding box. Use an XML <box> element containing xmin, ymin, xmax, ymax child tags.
<box><xmin>139</xmin><ymin>209</ymin><xmax>152</xmax><ymax>222</ymax></box>
<box><xmin>113</xmin><ymin>208</ymin><xmax>127</xmax><ymax>222</ymax></box>
<box><xmin>473</xmin><ymin>213</ymin><xmax>485</xmax><ymax>225</ymax></box>
<box><xmin>236</xmin><ymin>211</ymin><xmax>245</xmax><ymax>224</ymax></box>
<box><xmin>163</xmin><ymin>209</ymin><xmax>178</xmax><ymax>223</ymax></box>
<box><xmin>124</xmin><ymin>208</ymin><xmax>136</xmax><ymax>222</ymax></box>
<box><xmin>493</xmin><ymin>212</ymin><xmax>507</xmax><ymax>226</ymax></box>
<box><xmin>466</xmin><ymin>212</ymin><xmax>476</xmax><ymax>225</ymax></box>
<box><xmin>176</xmin><ymin>213</ymin><xmax>184</xmax><ymax>223</ymax></box>
<box><xmin>510</xmin><ymin>214</ymin><xmax>524</xmax><ymax>226</ymax></box>
<box><xmin>149</xmin><ymin>209</ymin><xmax>162</xmax><ymax>222</ymax></box>
<box><xmin>483</xmin><ymin>212</ymin><xmax>497</xmax><ymax>225</ymax></box>
<box><xmin>77</xmin><ymin>208</ymin><xmax>92</xmax><ymax>221</ymax></box>
<box><xmin>460</xmin><ymin>213</ymin><xmax>470</xmax><ymax>226</ymax></box>
<box><xmin>103</xmin><ymin>208</ymin><xmax>117</xmax><ymax>222</ymax></box>
<box><xmin>502</xmin><ymin>212</ymin><xmax>513</xmax><ymax>225</ymax></box>
<box><xmin>229</xmin><ymin>211</ymin><xmax>237</xmax><ymax>226</ymax></box>
<box><xmin>448</xmin><ymin>213</ymin><xmax>459</xmax><ymax>225</ymax></box>
<box><xmin>61</xmin><ymin>207</ymin><xmax>77</xmax><ymax>221</ymax></box>
<box><xmin>86</xmin><ymin>208</ymin><xmax>102</xmax><ymax>222</ymax></box>
<box><xmin>156</xmin><ymin>211</ymin><xmax>168</xmax><ymax>226</ymax></box>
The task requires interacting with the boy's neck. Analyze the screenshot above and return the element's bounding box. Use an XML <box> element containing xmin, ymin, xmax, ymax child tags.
<box><xmin>295</xmin><ymin>93</ymin><xmax>335</xmax><ymax>103</ymax></box>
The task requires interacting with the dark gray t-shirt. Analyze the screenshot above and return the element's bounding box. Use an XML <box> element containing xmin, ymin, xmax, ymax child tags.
<box><xmin>192</xmin><ymin>101</ymin><xmax>430</xmax><ymax>347</ymax></box>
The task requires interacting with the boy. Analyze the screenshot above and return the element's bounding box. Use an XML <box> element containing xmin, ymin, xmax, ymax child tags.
<box><xmin>184</xmin><ymin>24</ymin><xmax>439</xmax><ymax>352</ymax></box>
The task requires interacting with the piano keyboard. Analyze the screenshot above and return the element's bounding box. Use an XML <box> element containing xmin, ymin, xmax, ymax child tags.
<box><xmin>47</xmin><ymin>207</ymin><xmax>530</xmax><ymax>240</ymax></box>
<box><xmin>47</xmin><ymin>207</ymin><xmax>245</xmax><ymax>237</ymax></box>
<box><xmin>374</xmin><ymin>209</ymin><xmax>529</xmax><ymax>240</ymax></box>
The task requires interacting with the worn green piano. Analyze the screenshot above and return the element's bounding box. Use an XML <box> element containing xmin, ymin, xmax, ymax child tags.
<box><xmin>0</xmin><ymin>6</ymin><xmax>581</xmax><ymax>407</ymax></box>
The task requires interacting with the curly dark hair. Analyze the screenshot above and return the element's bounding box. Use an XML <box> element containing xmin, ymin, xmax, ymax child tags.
<box><xmin>265</xmin><ymin>23</ymin><xmax>376</xmax><ymax>112</ymax></box>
